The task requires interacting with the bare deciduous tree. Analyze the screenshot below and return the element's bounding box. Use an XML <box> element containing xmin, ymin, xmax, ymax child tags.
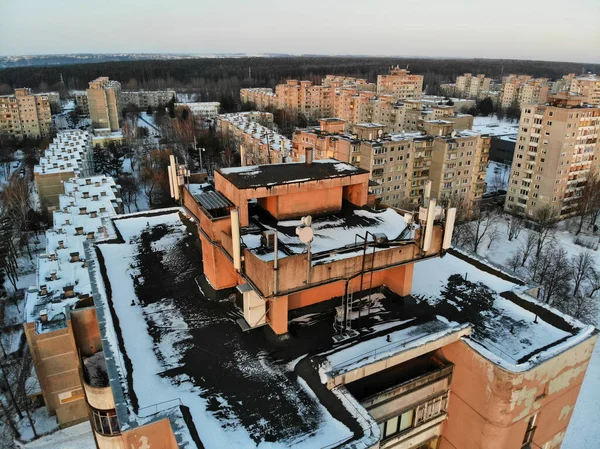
<box><xmin>464</xmin><ymin>206</ymin><xmax>500</xmax><ymax>254</ymax></box>
<box><xmin>507</xmin><ymin>216</ymin><xmax>524</xmax><ymax>241</ymax></box>
<box><xmin>571</xmin><ymin>251</ymin><xmax>594</xmax><ymax>297</ymax></box>
<box><xmin>518</xmin><ymin>231</ymin><xmax>537</xmax><ymax>267</ymax></box>
<box><xmin>533</xmin><ymin>206</ymin><xmax>556</xmax><ymax>259</ymax></box>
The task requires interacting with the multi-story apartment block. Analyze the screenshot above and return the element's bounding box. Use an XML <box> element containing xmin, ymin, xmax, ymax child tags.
<box><xmin>569</xmin><ymin>74</ymin><xmax>600</xmax><ymax>105</ymax></box>
<box><xmin>87</xmin><ymin>77</ymin><xmax>121</xmax><ymax>132</ymax></box>
<box><xmin>120</xmin><ymin>89</ymin><xmax>176</xmax><ymax>109</ymax></box>
<box><xmin>25</xmin><ymin>172</ymin><xmax>121</xmax><ymax>427</ymax></box>
<box><xmin>427</xmin><ymin>121</ymin><xmax>489</xmax><ymax>205</ymax></box>
<box><xmin>26</xmin><ymin>155</ymin><xmax>597</xmax><ymax>449</ymax></box>
<box><xmin>240</xmin><ymin>76</ymin><xmax>374</xmax><ymax>119</ymax></box>
<box><xmin>454</xmin><ymin>73</ymin><xmax>492</xmax><ymax>98</ymax></box>
<box><xmin>216</xmin><ymin>112</ymin><xmax>289</xmax><ymax>164</ymax></box>
<box><xmin>292</xmin><ymin>119</ymin><xmax>487</xmax><ymax>209</ymax></box>
<box><xmin>0</xmin><ymin>88</ymin><xmax>54</xmax><ymax>139</ymax></box>
<box><xmin>500</xmin><ymin>75</ymin><xmax>549</xmax><ymax>108</ymax></box>
<box><xmin>176</xmin><ymin>101</ymin><xmax>221</xmax><ymax>120</ymax></box>
<box><xmin>377</xmin><ymin>67</ymin><xmax>424</xmax><ymax>100</ymax></box>
<box><xmin>34</xmin><ymin>130</ymin><xmax>94</xmax><ymax>211</ymax></box>
<box><xmin>72</xmin><ymin>90</ymin><xmax>89</xmax><ymax>114</ymax></box>
<box><xmin>239</xmin><ymin>87</ymin><xmax>277</xmax><ymax>110</ymax></box>
<box><xmin>505</xmin><ymin>92</ymin><xmax>600</xmax><ymax>218</ymax></box>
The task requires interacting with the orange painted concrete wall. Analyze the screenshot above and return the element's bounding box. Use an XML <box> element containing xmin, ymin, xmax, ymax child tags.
<box><xmin>70</xmin><ymin>308</ymin><xmax>102</xmax><ymax>358</ymax></box>
<box><xmin>259</xmin><ymin>186</ymin><xmax>343</xmax><ymax>220</ymax></box>
<box><xmin>214</xmin><ymin>170</ymin><xmax>370</xmax><ymax>226</ymax></box>
<box><xmin>438</xmin><ymin>334</ymin><xmax>597</xmax><ymax>449</ymax></box>
<box><xmin>199</xmin><ymin>233</ymin><xmax>238</xmax><ymax>290</ymax></box>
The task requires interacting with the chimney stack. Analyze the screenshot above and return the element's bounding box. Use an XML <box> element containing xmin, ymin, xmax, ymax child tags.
<box><xmin>305</xmin><ymin>147</ymin><xmax>313</xmax><ymax>165</ymax></box>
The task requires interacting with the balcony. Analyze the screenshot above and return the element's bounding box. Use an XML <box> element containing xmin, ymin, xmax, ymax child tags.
<box><xmin>346</xmin><ymin>355</ymin><xmax>453</xmax><ymax>449</ymax></box>
<box><xmin>82</xmin><ymin>351</ymin><xmax>115</xmax><ymax>411</ymax></box>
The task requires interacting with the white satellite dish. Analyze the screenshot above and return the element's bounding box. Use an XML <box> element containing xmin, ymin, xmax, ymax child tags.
<box><xmin>296</xmin><ymin>226</ymin><xmax>314</xmax><ymax>244</ymax></box>
<box><xmin>301</xmin><ymin>215</ymin><xmax>312</xmax><ymax>227</ymax></box>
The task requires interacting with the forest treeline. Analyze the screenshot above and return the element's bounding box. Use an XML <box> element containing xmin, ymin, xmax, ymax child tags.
<box><xmin>0</xmin><ymin>56</ymin><xmax>598</xmax><ymax>102</ymax></box>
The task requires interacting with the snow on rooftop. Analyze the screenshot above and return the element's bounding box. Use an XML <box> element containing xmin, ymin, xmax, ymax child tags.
<box><xmin>472</xmin><ymin>115</ymin><xmax>519</xmax><ymax>137</ymax></box>
<box><xmin>219</xmin><ymin>159</ymin><xmax>364</xmax><ymax>189</ymax></box>
<box><xmin>90</xmin><ymin>211</ymin><xmax>359</xmax><ymax>449</ymax></box>
<box><xmin>25</xmin><ymin>173</ymin><xmax>119</xmax><ymax>333</ymax></box>
<box><xmin>34</xmin><ymin>130</ymin><xmax>92</xmax><ymax>175</ymax></box>
<box><xmin>320</xmin><ymin>318</ymin><xmax>468</xmax><ymax>380</ymax></box>
<box><xmin>246</xmin><ymin>206</ymin><xmax>409</xmax><ymax>261</ymax></box>
<box><xmin>412</xmin><ymin>251</ymin><xmax>594</xmax><ymax>371</ymax></box>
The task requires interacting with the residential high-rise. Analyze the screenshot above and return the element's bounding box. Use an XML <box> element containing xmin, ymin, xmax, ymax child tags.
<box><xmin>504</xmin><ymin>92</ymin><xmax>600</xmax><ymax>218</ymax></box>
<box><xmin>377</xmin><ymin>67</ymin><xmax>424</xmax><ymax>100</ymax></box>
<box><xmin>120</xmin><ymin>89</ymin><xmax>176</xmax><ymax>109</ymax></box>
<box><xmin>569</xmin><ymin>74</ymin><xmax>600</xmax><ymax>105</ymax></box>
<box><xmin>455</xmin><ymin>73</ymin><xmax>492</xmax><ymax>98</ymax></box>
<box><xmin>73</xmin><ymin>90</ymin><xmax>89</xmax><ymax>114</ymax></box>
<box><xmin>292</xmin><ymin>119</ymin><xmax>487</xmax><ymax>209</ymax></box>
<box><xmin>216</xmin><ymin>112</ymin><xmax>289</xmax><ymax>165</ymax></box>
<box><xmin>0</xmin><ymin>88</ymin><xmax>54</xmax><ymax>139</ymax></box>
<box><xmin>240</xmin><ymin>69</ymin><xmax>425</xmax><ymax>120</ymax></box>
<box><xmin>499</xmin><ymin>75</ymin><xmax>549</xmax><ymax>108</ymax></box>
<box><xmin>241</xmin><ymin>76</ymin><xmax>374</xmax><ymax>119</ymax></box>
<box><xmin>87</xmin><ymin>77</ymin><xmax>122</xmax><ymax>132</ymax></box>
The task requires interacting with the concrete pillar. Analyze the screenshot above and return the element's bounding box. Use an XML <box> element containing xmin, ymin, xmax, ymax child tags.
<box><xmin>269</xmin><ymin>296</ymin><xmax>289</xmax><ymax>335</ymax></box>
<box><xmin>384</xmin><ymin>263</ymin><xmax>414</xmax><ymax>297</ymax></box>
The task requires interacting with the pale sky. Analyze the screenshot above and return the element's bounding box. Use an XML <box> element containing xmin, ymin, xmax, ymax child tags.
<box><xmin>0</xmin><ymin>0</ymin><xmax>599</xmax><ymax>63</ymax></box>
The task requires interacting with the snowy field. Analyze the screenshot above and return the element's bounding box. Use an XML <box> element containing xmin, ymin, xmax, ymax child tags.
<box><xmin>485</xmin><ymin>161</ymin><xmax>510</xmax><ymax>192</ymax></box>
<box><xmin>472</xmin><ymin>115</ymin><xmax>519</xmax><ymax>136</ymax></box>
<box><xmin>18</xmin><ymin>421</ymin><xmax>95</xmax><ymax>449</ymax></box>
<box><xmin>455</xmin><ymin>216</ymin><xmax>599</xmax><ymax>448</ymax></box>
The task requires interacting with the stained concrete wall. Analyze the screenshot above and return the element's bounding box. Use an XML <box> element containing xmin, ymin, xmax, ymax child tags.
<box><xmin>437</xmin><ymin>335</ymin><xmax>597</xmax><ymax>449</ymax></box>
<box><xmin>70</xmin><ymin>308</ymin><xmax>102</xmax><ymax>357</ymax></box>
<box><xmin>24</xmin><ymin>321</ymin><xmax>88</xmax><ymax>427</ymax></box>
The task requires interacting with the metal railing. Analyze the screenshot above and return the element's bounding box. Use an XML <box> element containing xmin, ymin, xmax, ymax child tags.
<box><xmin>137</xmin><ymin>398</ymin><xmax>183</xmax><ymax>418</ymax></box>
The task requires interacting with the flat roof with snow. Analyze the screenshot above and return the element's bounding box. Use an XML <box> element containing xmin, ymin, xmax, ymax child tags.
<box><xmin>218</xmin><ymin>159</ymin><xmax>367</xmax><ymax>189</ymax></box>
<box><xmin>242</xmin><ymin>201</ymin><xmax>411</xmax><ymax>262</ymax></box>
<box><xmin>87</xmin><ymin>209</ymin><xmax>597</xmax><ymax>449</ymax></box>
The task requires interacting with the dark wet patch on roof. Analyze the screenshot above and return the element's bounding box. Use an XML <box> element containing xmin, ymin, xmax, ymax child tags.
<box><xmin>218</xmin><ymin>160</ymin><xmax>368</xmax><ymax>189</ymax></box>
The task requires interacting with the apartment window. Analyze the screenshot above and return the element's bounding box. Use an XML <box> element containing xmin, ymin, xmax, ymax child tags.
<box><xmin>379</xmin><ymin>408</ymin><xmax>415</xmax><ymax>440</ymax></box>
<box><xmin>522</xmin><ymin>414</ymin><xmax>537</xmax><ymax>447</ymax></box>
<box><xmin>92</xmin><ymin>408</ymin><xmax>120</xmax><ymax>436</ymax></box>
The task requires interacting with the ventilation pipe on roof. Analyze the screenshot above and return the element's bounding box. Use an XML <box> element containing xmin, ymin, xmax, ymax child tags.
<box><xmin>231</xmin><ymin>208</ymin><xmax>242</xmax><ymax>272</ymax></box>
<box><xmin>423</xmin><ymin>198</ymin><xmax>437</xmax><ymax>253</ymax></box>
<box><xmin>305</xmin><ymin>147</ymin><xmax>313</xmax><ymax>165</ymax></box>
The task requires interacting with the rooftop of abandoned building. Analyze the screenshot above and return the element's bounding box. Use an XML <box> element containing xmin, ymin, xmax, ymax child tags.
<box><xmin>217</xmin><ymin>159</ymin><xmax>368</xmax><ymax>189</ymax></box>
<box><xmin>242</xmin><ymin>201</ymin><xmax>413</xmax><ymax>263</ymax></box>
<box><xmin>86</xmin><ymin>209</ymin><xmax>595</xmax><ymax>449</ymax></box>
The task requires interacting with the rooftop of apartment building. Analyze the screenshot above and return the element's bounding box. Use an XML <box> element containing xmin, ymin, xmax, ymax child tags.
<box><xmin>241</xmin><ymin>199</ymin><xmax>412</xmax><ymax>264</ymax></box>
<box><xmin>33</xmin><ymin>130</ymin><xmax>91</xmax><ymax>175</ymax></box>
<box><xmin>86</xmin><ymin>208</ymin><xmax>595</xmax><ymax>449</ymax></box>
<box><xmin>217</xmin><ymin>112</ymin><xmax>290</xmax><ymax>157</ymax></box>
<box><xmin>24</xmin><ymin>174</ymin><xmax>120</xmax><ymax>334</ymax></box>
<box><xmin>88</xmin><ymin>77</ymin><xmax>121</xmax><ymax>89</ymax></box>
<box><xmin>573</xmin><ymin>73</ymin><xmax>599</xmax><ymax>81</ymax></box>
<box><xmin>218</xmin><ymin>158</ymin><xmax>367</xmax><ymax>189</ymax></box>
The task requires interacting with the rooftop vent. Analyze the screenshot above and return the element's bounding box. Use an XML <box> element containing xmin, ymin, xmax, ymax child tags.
<box><xmin>261</xmin><ymin>230</ymin><xmax>277</xmax><ymax>249</ymax></box>
<box><xmin>305</xmin><ymin>147</ymin><xmax>313</xmax><ymax>165</ymax></box>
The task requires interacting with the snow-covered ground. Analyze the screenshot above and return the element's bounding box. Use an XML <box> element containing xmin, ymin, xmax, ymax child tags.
<box><xmin>472</xmin><ymin>115</ymin><xmax>519</xmax><ymax>136</ymax></box>
<box><xmin>455</xmin><ymin>216</ymin><xmax>599</xmax><ymax>448</ymax></box>
<box><xmin>18</xmin><ymin>420</ymin><xmax>95</xmax><ymax>449</ymax></box>
<box><xmin>485</xmin><ymin>161</ymin><xmax>510</xmax><ymax>192</ymax></box>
